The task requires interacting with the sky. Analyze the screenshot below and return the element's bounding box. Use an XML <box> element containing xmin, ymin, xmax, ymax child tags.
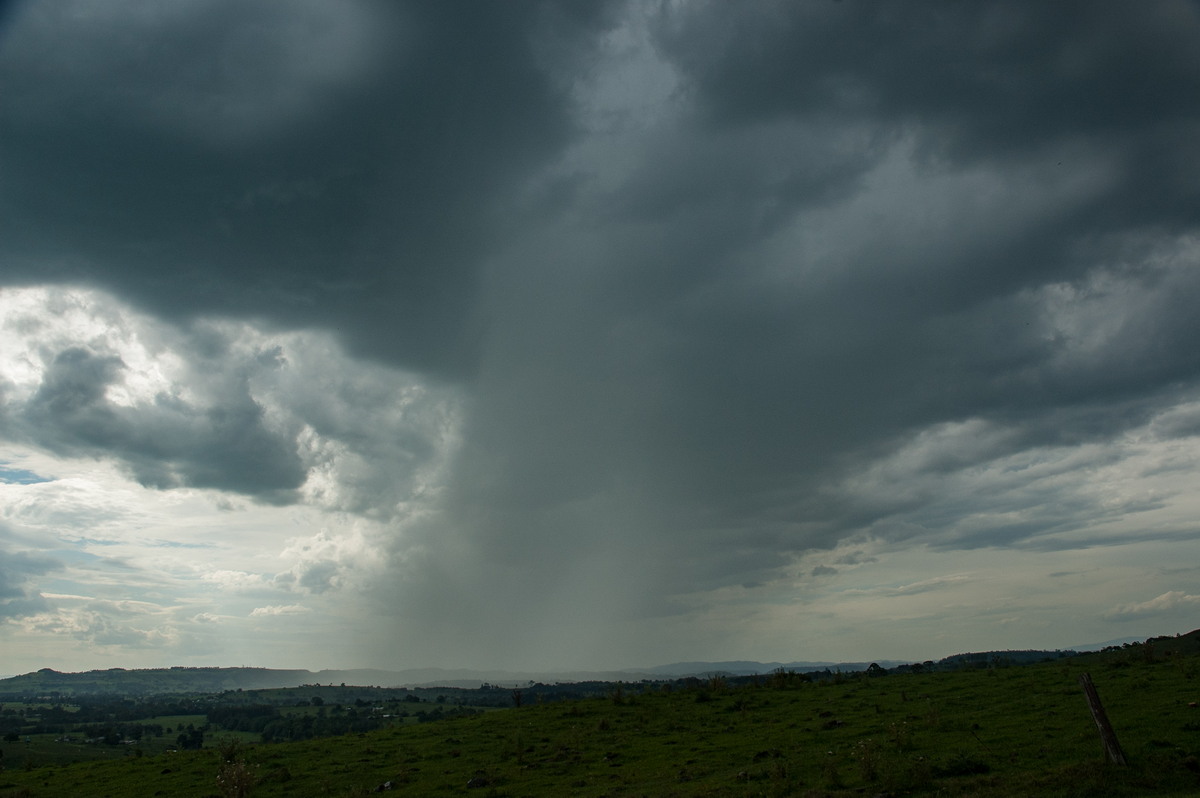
<box><xmin>2</xmin><ymin>0</ymin><xmax>1200</xmax><ymax>676</ymax></box>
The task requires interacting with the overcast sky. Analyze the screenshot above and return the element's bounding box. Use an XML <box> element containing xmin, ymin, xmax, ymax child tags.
<box><xmin>3</xmin><ymin>0</ymin><xmax>1200</xmax><ymax>675</ymax></box>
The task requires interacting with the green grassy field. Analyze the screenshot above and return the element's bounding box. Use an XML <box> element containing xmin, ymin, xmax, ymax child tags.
<box><xmin>1</xmin><ymin>647</ymin><xmax>1198</xmax><ymax>797</ymax></box>
<box><xmin>0</xmin><ymin>713</ymin><xmax>206</xmax><ymax>767</ymax></box>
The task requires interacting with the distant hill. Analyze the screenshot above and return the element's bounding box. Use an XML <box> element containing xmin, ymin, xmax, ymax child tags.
<box><xmin>0</xmin><ymin>666</ymin><xmax>670</xmax><ymax>695</ymax></box>
<box><xmin>637</xmin><ymin>660</ymin><xmax>913</xmax><ymax>676</ymax></box>
<box><xmin>1133</xmin><ymin>628</ymin><xmax>1200</xmax><ymax>655</ymax></box>
<box><xmin>1069</xmin><ymin>630</ymin><xmax>1200</xmax><ymax>653</ymax></box>
<box><xmin>0</xmin><ymin>667</ymin><xmax>315</xmax><ymax>696</ymax></box>
<box><xmin>1068</xmin><ymin>636</ymin><xmax>1146</xmax><ymax>652</ymax></box>
<box><xmin>4</xmin><ymin>629</ymin><xmax>1195</xmax><ymax>695</ymax></box>
<box><xmin>0</xmin><ymin>661</ymin><xmax>913</xmax><ymax>696</ymax></box>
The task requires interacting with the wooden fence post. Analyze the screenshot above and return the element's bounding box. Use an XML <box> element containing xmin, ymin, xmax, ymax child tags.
<box><xmin>1078</xmin><ymin>672</ymin><xmax>1127</xmax><ymax>765</ymax></box>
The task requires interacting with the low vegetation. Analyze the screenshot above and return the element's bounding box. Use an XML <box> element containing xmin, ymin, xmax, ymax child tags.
<box><xmin>1</xmin><ymin>635</ymin><xmax>1198</xmax><ymax>796</ymax></box>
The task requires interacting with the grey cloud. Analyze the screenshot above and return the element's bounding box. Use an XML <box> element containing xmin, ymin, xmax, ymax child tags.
<box><xmin>11</xmin><ymin>345</ymin><xmax>306</xmax><ymax>501</ymax></box>
<box><xmin>0</xmin><ymin>550</ymin><xmax>58</xmax><ymax>599</ymax></box>
<box><xmin>0</xmin><ymin>593</ymin><xmax>50</xmax><ymax>619</ymax></box>
<box><xmin>0</xmin><ymin>532</ymin><xmax>61</xmax><ymax>619</ymax></box>
<box><xmin>1149</xmin><ymin>402</ymin><xmax>1200</xmax><ymax>441</ymax></box>
<box><xmin>602</xmin><ymin>120</ymin><xmax>887</xmax><ymax>240</ymax></box>
<box><xmin>835</xmin><ymin>552</ymin><xmax>877</xmax><ymax>566</ymax></box>
<box><xmin>296</xmin><ymin>561</ymin><xmax>339</xmax><ymax>594</ymax></box>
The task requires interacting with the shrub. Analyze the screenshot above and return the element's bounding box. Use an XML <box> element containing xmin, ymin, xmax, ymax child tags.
<box><xmin>216</xmin><ymin>759</ymin><xmax>255</xmax><ymax>798</ymax></box>
<box><xmin>853</xmin><ymin>739</ymin><xmax>880</xmax><ymax>782</ymax></box>
<box><xmin>888</xmin><ymin>720</ymin><xmax>914</xmax><ymax>751</ymax></box>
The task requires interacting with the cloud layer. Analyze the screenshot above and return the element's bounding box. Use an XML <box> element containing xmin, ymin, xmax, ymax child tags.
<box><xmin>2</xmin><ymin>0</ymin><xmax>1200</xmax><ymax>671</ymax></box>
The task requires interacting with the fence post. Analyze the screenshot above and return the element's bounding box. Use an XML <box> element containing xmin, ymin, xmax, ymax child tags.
<box><xmin>1078</xmin><ymin>672</ymin><xmax>1127</xmax><ymax>765</ymax></box>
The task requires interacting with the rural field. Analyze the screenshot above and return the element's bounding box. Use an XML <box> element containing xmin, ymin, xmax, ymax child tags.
<box><xmin>1</xmin><ymin>640</ymin><xmax>1199</xmax><ymax>797</ymax></box>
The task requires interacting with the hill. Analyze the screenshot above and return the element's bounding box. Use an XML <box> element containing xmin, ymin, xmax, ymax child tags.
<box><xmin>4</xmin><ymin>629</ymin><xmax>1198</xmax><ymax>698</ymax></box>
<box><xmin>0</xmin><ymin>667</ymin><xmax>313</xmax><ymax>696</ymax></box>
<box><xmin>639</xmin><ymin>659</ymin><xmax>913</xmax><ymax>676</ymax></box>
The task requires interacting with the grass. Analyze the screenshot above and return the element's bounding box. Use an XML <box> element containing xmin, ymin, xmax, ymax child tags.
<box><xmin>1</xmin><ymin>648</ymin><xmax>1198</xmax><ymax>796</ymax></box>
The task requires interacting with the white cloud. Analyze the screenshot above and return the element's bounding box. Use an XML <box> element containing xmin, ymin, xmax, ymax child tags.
<box><xmin>839</xmin><ymin>574</ymin><xmax>976</xmax><ymax>598</ymax></box>
<box><xmin>201</xmin><ymin>570</ymin><xmax>267</xmax><ymax>591</ymax></box>
<box><xmin>0</xmin><ymin>286</ymin><xmax>462</xmax><ymax>512</ymax></box>
<box><xmin>1106</xmin><ymin>591</ymin><xmax>1200</xmax><ymax>621</ymax></box>
<box><xmin>250</xmin><ymin>604</ymin><xmax>310</xmax><ymax>617</ymax></box>
<box><xmin>20</xmin><ymin>599</ymin><xmax>181</xmax><ymax>649</ymax></box>
<box><xmin>39</xmin><ymin>592</ymin><xmax>93</xmax><ymax>602</ymax></box>
<box><xmin>275</xmin><ymin>524</ymin><xmax>383</xmax><ymax>595</ymax></box>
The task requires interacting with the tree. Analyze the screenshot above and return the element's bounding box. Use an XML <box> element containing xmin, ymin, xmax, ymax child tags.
<box><xmin>177</xmin><ymin>728</ymin><xmax>204</xmax><ymax>750</ymax></box>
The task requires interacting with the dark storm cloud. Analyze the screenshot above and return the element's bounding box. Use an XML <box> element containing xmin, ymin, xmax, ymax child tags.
<box><xmin>638</xmin><ymin>2</ymin><xmax>1200</xmax><ymax>460</ymax></box>
<box><xmin>653</xmin><ymin>0</ymin><xmax>1200</xmax><ymax>325</ymax></box>
<box><xmin>0</xmin><ymin>0</ymin><xmax>610</xmax><ymax>377</ymax></box>
<box><xmin>0</xmin><ymin>0</ymin><xmax>17</xmax><ymax>31</ymax></box>
<box><xmin>657</xmin><ymin>1</ymin><xmax>1200</xmax><ymax>153</ymax></box>
<box><xmin>4</xmin><ymin>0</ymin><xmax>1200</xmax><ymax>665</ymax></box>
<box><xmin>415</xmin><ymin>0</ymin><xmax>1200</xmax><ymax>613</ymax></box>
<box><xmin>10</xmin><ymin>346</ymin><xmax>306</xmax><ymax>500</ymax></box>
